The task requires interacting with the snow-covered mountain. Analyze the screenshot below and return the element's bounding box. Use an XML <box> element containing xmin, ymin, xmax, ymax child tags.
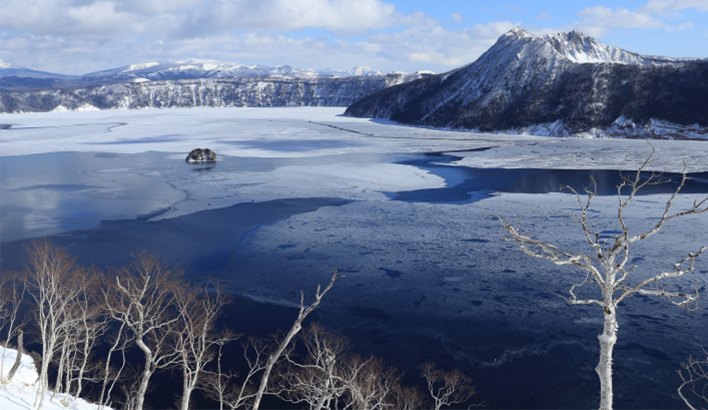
<box><xmin>0</xmin><ymin>59</ymin><xmax>393</xmax><ymax>92</ymax></box>
<box><xmin>0</xmin><ymin>73</ymin><xmax>424</xmax><ymax>113</ymax></box>
<box><xmin>0</xmin><ymin>58</ymin><xmax>427</xmax><ymax>111</ymax></box>
<box><xmin>0</xmin><ymin>59</ymin><xmax>78</xmax><ymax>80</ymax></box>
<box><xmin>80</xmin><ymin>59</ymin><xmax>387</xmax><ymax>81</ymax></box>
<box><xmin>345</xmin><ymin>28</ymin><xmax>708</xmax><ymax>139</ymax></box>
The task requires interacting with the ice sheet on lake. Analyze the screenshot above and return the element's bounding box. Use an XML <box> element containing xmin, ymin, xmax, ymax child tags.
<box><xmin>3</xmin><ymin>107</ymin><xmax>707</xmax><ymax>173</ymax></box>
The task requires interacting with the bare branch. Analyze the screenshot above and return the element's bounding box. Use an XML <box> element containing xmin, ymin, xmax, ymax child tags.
<box><xmin>678</xmin><ymin>343</ymin><xmax>708</xmax><ymax>410</ymax></box>
<box><xmin>251</xmin><ymin>270</ymin><xmax>343</xmax><ymax>410</ymax></box>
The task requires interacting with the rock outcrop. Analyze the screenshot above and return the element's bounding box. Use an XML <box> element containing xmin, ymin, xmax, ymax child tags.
<box><xmin>186</xmin><ymin>148</ymin><xmax>217</xmax><ymax>163</ymax></box>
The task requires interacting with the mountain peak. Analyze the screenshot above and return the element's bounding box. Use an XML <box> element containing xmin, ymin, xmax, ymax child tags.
<box><xmin>503</xmin><ymin>27</ymin><xmax>533</xmax><ymax>39</ymax></box>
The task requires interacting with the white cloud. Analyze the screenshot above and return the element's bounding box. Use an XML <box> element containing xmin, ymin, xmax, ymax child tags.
<box><xmin>0</xmin><ymin>0</ymin><xmax>436</xmax><ymax>39</ymax></box>
<box><xmin>0</xmin><ymin>0</ymin><xmax>524</xmax><ymax>75</ymax></box>
<box><xmin>368</xmin><ymin>21</ymin><xmax>518</xmax><ymax>67</ymax></box>
<box><xmin>640</xmin><ymin>0</ymin><xmax>708</xmax><ymax>13</ymax></box>
<box><xmin>0</xmin><ymin>0</ymin><xmax>145</xmax><ymax>36</ymax></box>
<box><xmin>1</xmin><ymin>20</ymin><xmax>521</xmax><ymax>75</ymax></box>
<box><xmin>577</xmin><ymin>6</ymin><xmax>666</xmax><ymax>30</ymax></box>
<box><xmin>675</xmin><ymin>21</ymin><xmax>694</xmax><ymax>30</ymax></box>
<box><xmin>180</xmin><ymin>0</ymin><xmax>439</xmax><ymax>37</ymax></box>
<box><xmin>570</xmin><ymin>4</ymin><xmax>699</xmax><ymax>36</ymax></box>
<box><xmin>451</xmin><ymin>13</ymin><xmax>465</xmax><ymax>23</ymax></box>
<box><xmin>536</xmin><ymin>12</ymin><xmax>550</xmax><ymax>20</ymax></box>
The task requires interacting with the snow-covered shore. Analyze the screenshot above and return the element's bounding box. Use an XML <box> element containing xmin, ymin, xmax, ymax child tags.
<box><xmin>0</xmin><ymin>346</ymin><xmax>110</xmax><ymax>410</ymax></box>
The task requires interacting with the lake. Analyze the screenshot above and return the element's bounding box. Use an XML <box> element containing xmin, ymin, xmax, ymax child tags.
<box><xmin>2</xmin><ymin>108</ymin><xmax>708</xmax><ymax>408</ymax></box>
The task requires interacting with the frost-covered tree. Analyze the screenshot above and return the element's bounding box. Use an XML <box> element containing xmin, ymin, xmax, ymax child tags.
<box><xmin>490</xmin><ymin>150</ymin><xmax>708</xmax><ymax>410</ymax></box>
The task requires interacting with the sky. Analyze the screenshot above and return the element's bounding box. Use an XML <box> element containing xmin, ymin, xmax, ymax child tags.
<box><xmin>0</xmin><ymin>0</ymin><xmax>707</xmax><ymax>75</ymax></box>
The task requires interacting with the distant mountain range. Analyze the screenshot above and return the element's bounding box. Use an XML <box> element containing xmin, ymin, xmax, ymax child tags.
<box><xmin>0</xmin><ymin>59</ymin><xmax>433</xmax><ymax>112</ymax></box>
<box><xmin>0</xmin><ymin>59</ymin><xmax>402</xmax><ymax>92</ymax></box>
<box><xmin>345</xmin><ymin>28</ymin><xmax>708</xmax><ymax>139</ymax></box>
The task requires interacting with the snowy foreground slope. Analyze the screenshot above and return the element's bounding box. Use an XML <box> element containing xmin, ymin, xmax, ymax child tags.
<box><xmin>0</xmin><ymin>346</ymin><xmax>110</xmax><ymax>410</ymax></box>
<box><xmin>346</xmin><ymin>28</ymin><xmax>708</xmax><ymax>139</ymax></box>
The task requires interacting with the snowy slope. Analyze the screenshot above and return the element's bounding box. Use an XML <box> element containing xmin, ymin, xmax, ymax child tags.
<box><xmin>346</xmin><ymin>28</ymin><xmax>708</xmax><ymax>139</ymax></box>
<box><xmin>543</xmin><ymin>29</ymin><xmax>688</xmax><ymax>65</ymax></box>
<box><xmin>0</xmin><ymin>346</ymin><xmax>111</xmax><ymax>410</ymax></box>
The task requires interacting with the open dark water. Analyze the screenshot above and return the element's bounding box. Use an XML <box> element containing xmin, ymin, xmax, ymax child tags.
<box><xmin>2</xmin><ymin>151</ymin><xmax>708</xmax><ymax>409</ymax></box>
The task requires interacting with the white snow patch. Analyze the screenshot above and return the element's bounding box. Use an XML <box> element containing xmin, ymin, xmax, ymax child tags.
<box><xmin>0</xmin><ymin>346</ymin><xmax>112</xmax><ymax>410</ymax></box>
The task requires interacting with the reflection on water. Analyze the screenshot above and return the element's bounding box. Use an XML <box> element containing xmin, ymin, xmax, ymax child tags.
<box><xmin>5</xmin><ymin>151</ymin><xmax>708</xmax><ymax>243</ymax></box>
<box><xmin>0</xmin><ymin>151</ymin><xmax>184</xmax><ymax>243</ymax></box>
<box><xmin>0</xmin><ymin>151</ymin><xmax>409</xmax><ymax>243</ymax></box>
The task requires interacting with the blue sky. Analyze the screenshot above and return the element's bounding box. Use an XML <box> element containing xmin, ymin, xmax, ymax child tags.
<box><xmin>0</xmin><ymin>0</ymin><xmax>706</xmax><ymax>75</ymax></box>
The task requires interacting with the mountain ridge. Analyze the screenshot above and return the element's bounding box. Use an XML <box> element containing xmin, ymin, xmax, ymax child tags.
<box><xmin>345</xmin><ymin>28</ymin><xmax>708</xmax><ymax>139</ymax></box>
<box><xmin>0</xmin><ymin>73</ymin><xmax>425</xmax><ymax>113</ymax></box>
<box><xmin>0</xmin><ymin>58</ymin><xmax>399</xmax><ymax>91</ymax></box>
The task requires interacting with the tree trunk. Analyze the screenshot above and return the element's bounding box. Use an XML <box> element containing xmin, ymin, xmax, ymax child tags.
<box><xmin>54</xmin><ymin>337</ymin><xmax>69</xmax><ymax>395</ymax></box>
<box><xmin>313</xmin><ymin>357</ymin><xmax>335</xmax><ymax>410</ymax></box>
<box><xmin>75</xmin><ymin>327</ymin><xmax>93</xmax><ymax>398</ymax></box>
<box><xmin>180</xmin><ymin>367</ymin><xmax>193</xmax><ymax>410</ymax></box>
<box><xmin>252</xmin><ymin>322</ymin><xmax>302</xmax><ymax>410</ymax></box>
<box><xmin>8</xmin><ymin>331</ymin><xmax>23</xmax><ymax>381</ymax></box>
<box><xmin>36</xmin><ymin>335</ymin><xmax>57</xmax><ymax>410</ymax></box>
<box><xmin>135</xmin><ymin>364</ymin><xmax>154</xmax><ymax>410</ymax></box>
<box><xmin>597</xmin><ymin>307</ymin><xmax>618</xmax><ymax>410</ymax></box>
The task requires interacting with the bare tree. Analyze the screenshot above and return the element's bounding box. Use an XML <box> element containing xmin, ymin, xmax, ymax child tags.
<box><xmin>200</xmin><ymin>335</ymin><xmax>275</xmax><ymax>410</ymax></box>
<box><xmin>63</xmin><ymin>272</ymin><xmax>109</xmax><ymax>400</ymax></box>
<box><xmin>251</xmin><ymin>270</ymin><xmax>343</xmax><ymax>410</ymax></box>
<box><xmin>420</xmin><ymin>363</ymin><xmax>476</xmax><ymax>410</ymax></box>
<box><xmin>97</xmin><ymin>320</ymin><xmax>134</xmax><ymax>410</ymax></box>
<box><xmin>389</xmin><ymin>384</ymin><xmax>428</xmax><ymax>410</ymax></box>
<box><xmin>273</xmin><ymin>323</ymin><xmax>350</xmax><ymax>409</ymax></box>
<box><xmin>198</xmin><ymin>330</ymin><xmax>246</xmax><ymax>410</ymax></box>
<box><xmin>340</xmin><ymin>354</ymin><xmax>402</xmax><ymax>410</ymax></box>
<box><xmin>0</xmin><ymin>270</ymin><xmax>26</xmax><ymax>380</ymax></box>
<box><xmin>489</xmin><ymin>150</ymin><xmax>708</xmax><ymax>410</ymax></box>
<box><xmin>103</xmin><ymin>252</ymin><xmax>185</xmax><ymax>410</ymax></box>
<box><xmin>679</xmin><ymin>344</ymin><xmax>708</xmax><ymax>410</ymax></box>
<box><xmin>273</xmin><ymin>323</ymin><xmax>430</xmax><ymax>410</ymax></box>
<box><xmin>174</xmin><ymin>282</ymin><xmax>233</xmax><ymax>410</ymax></box>
<box><xmin>7</xmin><ymin>330</ymin><xmax>24</xmax><ymax>381</ymax></box>
<box><xmin>22</xmin><ymin>240</ymin><xmax>84</xmax><ymax>410</ymax></box>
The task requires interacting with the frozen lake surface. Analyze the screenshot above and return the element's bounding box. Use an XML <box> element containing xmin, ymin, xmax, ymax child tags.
<box><xmin>2</xmin><ymin>107</ymin><xmax>708</xmax><ymax>408</ymax></box>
